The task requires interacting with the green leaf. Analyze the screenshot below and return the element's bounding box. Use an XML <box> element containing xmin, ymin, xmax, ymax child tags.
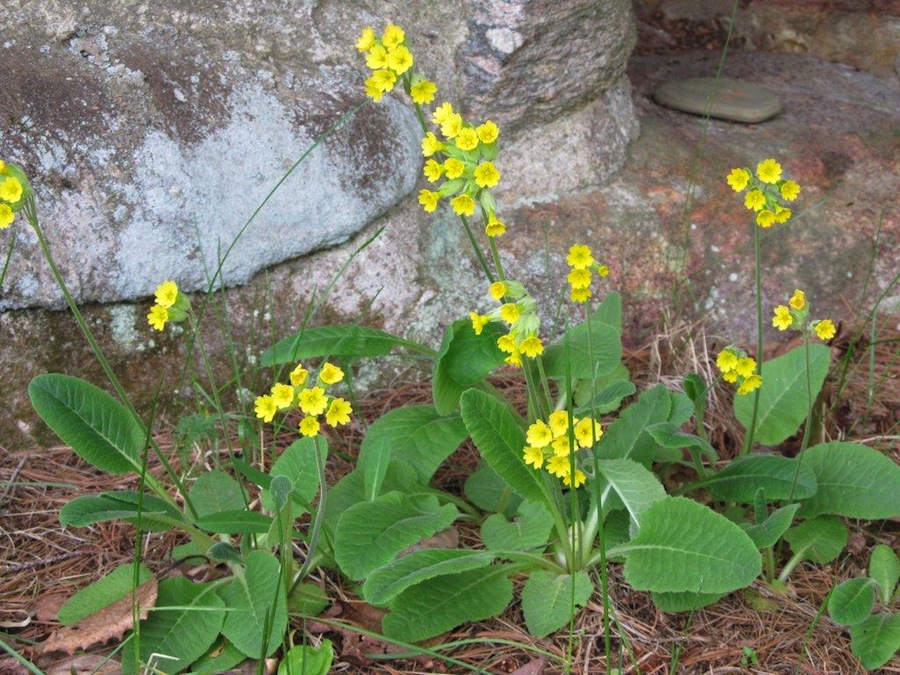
<box><xmin>189</xmin><ymin>639</ymin><xmax>247</xmax><ymax>673</ymax></box>
<box><xmin>323</xmin><ymin>461</ymin><xmax>423</xmax><ymax>533</ymax></box>
<box><xmin>432</xmin><ymin>319</ymin><xmax>507</xmax><ymax>414</ymax></box>
<box><xmin>189</xmin><ymin>470</ymin><xmax>247</xmax><ymax>518</ymax></box>
<box><xmin>463</xmin><ymin>460</ymin><xmax>523</xmax><ymax>516</ymax></box>
<box><xmin>702</xmin><ymin>455</ymin><xmax>817</xmax><ymax>503</ymax></box>
<box><xmin>217</xmin><ymin>550</ymin><xmax>287</xmax><ymax>658</ymax></box>
<box><xmin>363</xmin><ymin>550</ymin><xmax>494</xmax><ymax>605</ymax></box>
<box><xmin>123</xmin><ymin>578</ymin><xmax>225</xmax><ymax>674</ymax></box>
<box><xmin>740</xmin><ymin>503</ymin><xmax>801</xmax><ymax>549</ymax></box>
<box><xmin>262</xmin><ymin>437</ymin><xmax>327</xmax><ymax>512</ymax></box>
<box><xmin>869</xmin><ymin>544</ymin><xmax>900</xmax><ymax>605</ymax></box>
<box><xmin>542</xmin><ymin>304</ymin><xmax>622</xmax><ymax>379</ymax></box>
<box><xmin>668</xmin><ymin>390</ymin><xmax>694</xmax><ymax>426</ymax></box>
<box><xmin>480</xmin><ymin>501</ymin><xmax>555</xmax><ymax>553</ymax></box>
<box><xmin>29</xmin><ymin>374</ymin><xmax>144</xmax><ymax>475</ymax></box>
<box><xmin>609</xmin><ymin>497</ymin><xmax>761</xmax><ymax>594</ymax></box>
<box><xmin>734</xmin><ymin>344</ymin><xmax>831</xmax><ymax>445</ymax></box>
<box><xmin>334</xmin><ymin>493</ymin><xmax>458</xmax><ymax>580</ymax></box>
<box><xmin>574</xmin><ymin>376</ymin><xmax>636</xmax><ymax>416</ymax></box>
<box><xmin>797</xmin><ymin>442</ymin><xmax>900</xmax><ymax>519</ymax></box>
<box><xmin>647</xmin><ymin>422</ymin><xmax>717</xmax><ymax>461</ymax></box>
<box><xmin>828</xmin><ymin>578</ymin><xmax>876</xmax><ymax>626</ymax></box>
<box><xmin>596</xmin><ymin>458</ymin><xmax>668</xmax><ymax>531</ymax></box>
<box><xmin>598</xmin><ymin>385</ymin><xmax>672</xmax><ymax>466</ymax></box>
<box><xmin>850</xmin><ymin>612</ymin><xmax>900</xmax><ymax>670</ymax></box>
<box><xmin>651</xmin><ymin>591</ymin><xmax>724</xmax><ymax>613</ymax></box>
<box><xmin>195</xmin><ymin>510</ymin><xmax>275</xmax><ymax>534</ymax></box>
<box><xmin>57</xmin><ymin>563</ymin><xmax>153</xmax><ymax>625</ymax></box>
<box><xmin>287</xmin><ymin>582</ymin><xmax>330</xmax><ymax>617</ymax></box>
<box><xmin>521</xmin><ymin>571</ymin><xmax>593</xmax><ymax>637</ymax></box>
<box><xmin>277</xmin><ymin>640</ymin><xmax>334</xmax><ymax>675</ymax></box>
<box><xmin>262</xmin><ymin>325</ymin><xmax>430</xmax><ymax>365</ymax></box>
<box><xmin>358</xmin><ymin>405</ymin><xmax>468</xmax><ymax>493</ymax></box>
<box><xmin>460</xmin><ymin>389</ymin><xmax>546</xmax><ymax>506</ymax></box>
<box><xmin>59</xmin><ymin>493</ymin><xmax>182</xmax><ymax>530</ymax></box>
<box><xmin>382</xmin><ymin>565</ymin><xmax>513</xmax><ymax>643</ymax></box>
<box><xmin>784</xmin><ymin>515</ymin><xmax>847</xmax><ymax>564</ymax></box>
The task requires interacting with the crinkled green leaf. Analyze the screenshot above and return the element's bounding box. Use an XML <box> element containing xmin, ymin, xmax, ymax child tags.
<box><xmin>850</xmin><ymin>612</ymin><xmax>900</xmax><ymax>670</ymax></box>
<box><xmin>60</xmin><ymin>492</ymin><xmax>182</xmax><ymax>530</ymax></box>
<box><xmin>363</xmin><ymin>550</ymin><xmax>494</xmax><ymax>605</ymax></box>
<box><xmin>261</xmin><ymin>437</ymin><xmax>326</xmax><ymax>512</ymax></box>
<box><xmin>194</xmin><ymin>510</ymin><xmax>274</xmax><ymax>534</ymax></box>
<box><xmin>463</xmin><ymin>460</ymin><xmax>523</xmax><ymax>516</ymax></box>
<box><xmin>262</xmin><ymin>325</ymin><xmax>430</xmax><ymax>365</ymax></box>
<box><xmin>702</xmin><ymin>455</ymin><xmax>817</xmax><ymax>503</ymax></box>
<box><xmin>480</xmin><ymin>501</ymin><xmax>555</xmax><ymax>552</ymax></box>
<box><xmin>596</xmin><ymin>458</ymin><xmax>668</xmax><ymax>531</ymax></box>
<box><xmin>542</xmin><ymin>296</ymin><xmax>622</xmax><ymax>379</ymax></box>
<box><xmin>740</xmin><ymin>503</ymin><xmax>801</xmax><ymax>549</ymax></box>
<box><xmin>189</xmin><ymin>470</ymin><xmax>247</xmax><ymax>518</ymax></box>
<box><xmin>598</xmin><ymin>385</ymin><xmax>671</xmax><ymax>466</ymax></box>
<box><xmin>521</xmin><ymin>571</ymin><xmax>593</xmax><ymax>637</ymax></box>
<box><xmin>869</xmin><ymin>544</ymin><xmax>900</xmax><ymax>605</ymax></box>
<box><xmin>828</xmin><ymin>578</ymin><xmax>876</xmax><ymax>626</ymax></box>
<box><xmin>57</xmin><ymin>563</ymin><xmax>153</xmax><ymax>625</ymax></box>
<box><xmin>277</xmin><ymin>640</ymin><xmax>334</xmax><ymax>675</ymax></box>
<box><xmin>433</xmin><ymin>320</ymin><xmax>507</xmax><ymax>414</ymax></box>
<box><xmin>784</xmin><ymin>515</ymin><xmax>847</xmax><ymax>565</ymax></box>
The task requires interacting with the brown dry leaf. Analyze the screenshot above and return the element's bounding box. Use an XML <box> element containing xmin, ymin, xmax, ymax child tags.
<box><xmin>30</xmin><ymin>593</ymin><xmax>68</xmax><ymax>622</ymax></box>
<box><xmin>42</xmin><ymin>578</ymin><xmax>158</xmax><ymax>655</ymax></box>
<box><xmin>44</xmin><ymin>653</ymin><xmax>121</xmax><ymax>674</ymax></box>
<box><xmin>510</xmin><ymin>656</ymin><xmax>548</xmax><ymax>675</ymax></box>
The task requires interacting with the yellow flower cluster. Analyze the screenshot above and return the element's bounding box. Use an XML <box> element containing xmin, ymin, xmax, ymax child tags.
<box><xmin>772</xmin><ymin>289</ymin><xmax>836</xmax><ymax>341</ymax></box>
<box><xmin>565</xmin><ymin>244</ymin><xmax>609</xmax><ymax>303</ymax></box>
<box><xmin>522</xmin><ymin>411</ymin><xmax>602</xmax><ymax>488</ymax></box>
<box><xmin>716</xmin><ymin>347</ymin><xmax>762</xmax><ymax>396</ymax></box>
<box><xmin>726</xmin><ymin>158</ymin><xmax>800</xmax><ymax>228</ymax></box>
<box><xmin>0</xmin><ymin>160</ymin><xmax>32</xmax><ymax>229</ymax></box>
<box><xmin>469</xmin><ymin>279</ymin><xmax>543</xmax><ymax>367</ymax></box>
<box><xmin>147</xmin><ymin>280</ymin><xmax>191</xmax><ymax>331</ymax></box>
<box><xmin>356</xmin><ymin>25</ymin><xmax>437</xmax><ymax>106</ymax></box>
<box><xmin>254</xmin><ymin>361</ymin><xmax>352</xmax><ymax>438</ymax></box>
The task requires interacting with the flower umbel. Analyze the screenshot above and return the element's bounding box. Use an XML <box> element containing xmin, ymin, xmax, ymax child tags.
<box><xmin>727</xmin><ymin>158</ymin><xmax>801</xmax><ymax>228</ymax></box>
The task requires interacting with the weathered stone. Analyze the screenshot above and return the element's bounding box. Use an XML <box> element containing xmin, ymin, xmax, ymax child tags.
<box><xmin>652</xmin><ymin>77</ymin><xmax>782</xmax><ymax>123</ymax></box>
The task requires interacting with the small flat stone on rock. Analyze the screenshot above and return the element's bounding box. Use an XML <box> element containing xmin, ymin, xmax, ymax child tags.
<box><xmin>653</xmin><ymin>77</ymin><xmax>782</xmax><ymax>123</ymax></box>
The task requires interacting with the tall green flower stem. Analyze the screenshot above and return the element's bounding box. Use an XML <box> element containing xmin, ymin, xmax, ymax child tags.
<box><xmin>741</xmin><ymin>223</ymin><xmax>765</xmax><ymax>455</ymax></box>
<box><xmin>21</xmin><ymin>196</ymin><xmax>195</xmax><ymax>516</ymax></box>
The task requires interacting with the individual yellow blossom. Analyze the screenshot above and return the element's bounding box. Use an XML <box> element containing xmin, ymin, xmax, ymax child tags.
<box><xmin>370</xmin><ymin>69</ymin><xmax>397</xmax><ymax>92</ymax></box>
<box><xmin>551</xmin><ymin>435</ymin><xmax>571</xmax><ymax>458</ymax></box>
<box><xmin>423</xmin><ymin>159</ymin><xmax>443</xmax><ymax>183</ymax></box>
<box><xmin>735</xmin><ymin>357</ymin><xmax>757</xmax><ymax>378</ymax></box>
<box><xmin>432</xmin><ymin>102</ymin><xmax>454</xmax><ymax>125</ymax></box>
<box><xmin>326</xmin><ymin>397</ymin><xmax>353</xmax><ymax>426</ymax></box>
<box><xmin>0</xmin><ymin>204</ymin><xmax>13</xmax><ymax>229</ymax></box>
<box><xmin>443</xmin><ymin>158</ymin><xmax>465</xmax><ymax>179</ymax></box>
<box><xmin>496</xmin><ymin>334</ymin><xmax>517</xmax><ymax>353</ymax></box>
<box><xmin>566</xmin><ymin>244</ymin><xmax>594</xmax><ymax>269</ymax></box>
<box><xmin>523</xmin><ymin>446</ymin><xmax>545</xmax><ymax>469</ymax></box>
<box><xmin>597</xmin><ymin>264</ymin><xmax>610</xmax><ymax>277</ymax></box>
<box><xmin>476</xmin><ymin>120</ymin><xmax>499</xmax><ymax>144</ymax></box>
<box><xmin>756</xmin><ymin>158</ymin><xmax>782</xmax><ymax>184</ymax></box>
<box><xmin>147</xmin><ymin>304</ymin><xmax>168</xmax><ymax>331</ymax></box>
<box><xmin>485</xmin><ymin>216</ymin><xmax>506</xmax><ymax>237</ymax></box>
<box><xmin>499</xmin><ymin>303</ymin><xmax>520</xmax><ymax>325</ymax></box>
<box><xmin>298</xmin><ymin>387</ymin><xmax>328</xmax><ymax>416</ymax></box>
<box><xmin>473</xmin><ymin>161</ymin><xmax>500</xmax><ymax>188</ymax></box>
<box><xmin>386</xmin><ymin>45</ymin><xmax>414</xmax><ymax>74</ymax></box>
<box><xmin>421</xmin><ymin>132</ymin><xmax>444</xmax><ymax>157</ymax></box>
<box><xmin>567</xmin><ymin>268</ymin><xmax>591</xmax><ymax>290</ymax></box>
<box><xmin>440</xmin><ymin>113</ymin><xmax>464</xmax><ymax>139</ymax></box>
<box><xmin>744</xmin><ymin>189</ymin><xmax>766</xmax><ymax>211</ymax></box>
<box><xmin>526</xmin><ymin>420</ymin><xmax>553</xmax><ymax>448</ymax></box>
<box><xmin>789</xmin><ymin>289</ymin><xmax>806</xmax><ymax>311</ymax></box>
<box><xmin>365</xmin><ymin>45</ymin><xmax>388</xmax><ymax>69</ymax></box>
<box><xmin>364</xmin><ymin>78</ymin><xmax>385</xmax><ymax>102</ymax></box>
<box><xmin>756</xmin><ymin>210</ymin><xmax>776</xmax><ymax>228</ymax></box>
<box><xmin>774</xmin><ymin>205</ymin><xmax>792</xmax><ymax>224</ymax></box>
<box><xmin>814</xmin><ymin>319</ymin><xmax>836</xmax><ymax>341</ymax></box>
<box><xmin>548</xmin><ymin>410</ymin><xmax>570</xmax><ymax>437</ymax></box>
<box><xmin>772</xmin><ymin>305</ymin><xmax>793</xmax><ymax>331</ymax></box>
<box><xmin>563</xmin><ymin>469</ymin><xmax>586</xmax><ymax>488</ymax></box>
<box><xmin>290</xmin><ymin>364</ymin><xmax>309</xmax><ymax>387</ymax></box>
<box><xmin>319</xmin><ymin>362</ymin><xmax>344</xmax><ymax>385</ymax></box>
<box><xmin>504</xmin><ymin>351</ymin><xmax>522</xmax><ymax>368</ymax></box>
<box><xmin>455</xmin><ymin>127</ymin><xmax>479</xmax><ymax>151</ymax></box>
<box><xmin>356</xmin><ymin>27</ymin><xmax>376</xmax><ymax>52</ymax></box>
<box><xmin>381</xmin><ymin>24</ymin><xmax>405</xmax><ymax>49</ymax></box>
<box><xmin>271</xmin><ymin>383</ymin><xmax>295</xmax><ymax>409</ymax></box>
<box><xmin>726</xmin><ymin>168</ymin><xmax>750</xmax><ymax>192</ymax></box>
<box><xmin>737</xmin><ymin>374</ymin><xmax>763</xmax><ymax>395</ymax></box>
<box><xmin>546</xmin><ymin>454</ymin><xmax>571</xmax><ymax>479</ymax></box>
<box><xmin>0</xmin><ymin>177</ymin><xmax>23</xmax><ymax>204</ymax></box>
<box><xmin>570</xmin><ymin>287</ymin><xmax>591</xmax><ymax>303</ymax></box>
<box><xmin>780</xmin><ymin>179</ymin><xmax>800</xmax><ymax>201</ymax></box>
<box><xmin>410</xmin><ymin>79</ymin><xmax>437</xmax><ymax>105</ymax></box>
<box><xmin>723</xmin><ymin>370</ymin><xmax>739</xmax><ymax>383</ymax></box>
<box><xmin>0</xmin><ymin>160</ymin><xmax>6</xmax><ymax>173</ymax></box>
<box><xmin>254</xmin><ymin>394</ymin><xmax>278</xmax><ymax>423</ymax></box>
<box><xmin>470</xmin><ymin>312</ymin><xmax>490</xmax><ymax>335</ymax></box>
<box><xmin>716</xmin><ymin>349</ymin><xmax>738</xmax><ymax>373</ymax></box>
<box><xmin>451</xmin><ymin>194</ymin><xmax>475</xmax><ymax>216</ymax></box>
<box><xmin>418</xmin><ymin>189</ymin><xmax>440</xmax><ymax>213</ymax></box>
<box><xmin>299</xmin><ymin>416</ymin><xmax>320</xmax><ymax>438</ymax></box>
<box><xmin>489</xmin><ymin>281</ymin><xmax>508</xmax><ymax>300</ymax></box>
<box><xmin>154</xmin><ymin>280</ymin><xmax>179</xmax><ymax>308</ymax></box>
<box><xmin>519</xmin><ymin>336</ymin><xmax>544</xmax><ymax>358</ymax></box>
<box><xmin>574</xmin><ymin>417</ymin><xmax>603</xmax><ymax>448</ymax></box>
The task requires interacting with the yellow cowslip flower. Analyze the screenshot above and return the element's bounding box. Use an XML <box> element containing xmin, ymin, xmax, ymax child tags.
<box><xmin>382</xmin><ymin>24</ymin><xmax>405</xmax><ymax>49</ymax></box>
<box><xmin>0</xmin><ymin>177</ymin><xmax>23</xmax><ymax>204</ymax></box>
<box><xmin>744</xmin><ymin>189</ymin><xmax>766</xmax><ymax>211</ymax></box>
<box><xmin>519</xmin><ymin>335</ymin><xmax>543</xmax><ymax>358</ymax></box>
<box><xmin>254</xmin><ymin>394</ymin><xmax>278</xmax><ymax>423</ymax></box>
<box><xmin>410</xmin><ymin>79</ymin><xmax>437</xmax><ymax>105</ymax></box>
<box><xmin>440</xmin><ymin>113</ymin><xmax>463</xmax><ymax>139</ymax></box>
<box><xmin>567</xmin><ymin>268</ymin><xmax>591</xmax><ymax>290</ymax></box>
<box><xmin>735</xmin><ymin>357</ymin><xmax>757</xmax><ymax>379</ymax></box>
<box><xmin>772</xmin><ymin>305</ymin><xmax>793</xmax><ymax>331</ymax></box>
<box><xmin>271</xmin><ymin>383</ymin><xmax>295</xmax><ymax>409</ymax></box>
<box><xmin>566</xmin><ymin>244</ymin><xmax>594</xmax><ymax>269</ymax></box>
<box><xmin>485</xmin><ymin>216</ymin><xmax>506</xmax><ymax>237</ymax></box>
<box><xmin>154</xmin><ymin>280</ymin><xmax>179</xmax><ymax>308</ymax></box>
<box><xmin>546</xmin><ymin>454</ymin><xmax>570</xmax><ymax>479</ymax></box>
<box><xmin>526</xmin><ymin>420</ymin><xmax>553</xmax><ymax>448</ymax></box>
<box><xmin>0</xmin><ymin>160</ymin><xmax>6</xmax><ymax>173</ymax></box>
<box><xmin>597</xmin><ymin>264</ymin><xmax>610</xmax><ymax>277</ymax></box>
<box><xmin>370</xmin><ymin>69</ymin><xmax>397</xmax><ymax>93</ymax></box>
<box><xmin>319</xmin><ymin>362</ymin><xmax>344</xmax><ymax>385</ymax></box>
<box><xmin>496</xmin><ymin>334</ymin><xmax>516</xmax><ymax>353</ymax></box>
<box><xmin>418</xmin><ymin>189</ymin><xmax>440</xmax><ymax>213</ymax></box>
<box><xmin>551</xmin><ymin>435</ymin><xmax>571</xmax><ymax>458</ymax></box>
<box><xmin>562</xmin><ymin>469</ymin><xmax>586</xmax><ymax>488</ymax></box>
<box><xmin>451</xmin><ymin>194</ymin><xmax>475</xmax><ymax>216</ymax></box>
<box><xmin>469</xmin><ymin>312</ymin><xmax>489</xmax><ymax>335</ymax></box>
<box><xmin>756</xmin><ymin>210</ymin><xmax>776</xmax><ymax>228</ymax></box>
<box><xmin>356</xmin><ymin>27</ymin><xmax>376</xmax><ymax>52</ymax></box>
<box><xmin>574</xmin><ymin>417</ymin><xmax>603</xmax><ymax>448</ymax></box>
<box><xmin>473</xmin><ymin>161</ymin><xmax>500</xmax><ymax>188</ymax></box>
<box><xmin>499</xmin><ymin>303</ymin><xmax>520</xmax><ymax>325</ymax></box>
<box><xmin>570</xmin><ymin>287</ymin><xmax>591</xmax><ymax>303</ymax></box>
<box><xmin>774</xmin><ymin>205</ymin><xmax>792</xmax><ymax>224</ymax></box>
<box><xmin>489</xmin><ymin>281</ymin><xmax>508</xmax><ymax>300</ymax></box>
<box><xmin>423</xmin><ymin>159</ymin><xmax>443</xmax><ymax>183</ymax></box>
<box><xmin>455</xmin><ymin>127</ymin><xmax>479</xmax><ymax>151</ymax></box>
<box><xmin>716</xmin><ymin>349</ymin><xmax>738</xmax><ymax>373</ymax></box>
<box><xmin>756</xmin><ymin>158</ymin><xmax>782</xmax><ymax>184</ymax></box>
<box><xmin>147</xmin><ymin>304</ymin><xmax>168</xmax><ymax>331</ymax></box>
<box><xmin>298</xmin><ymin>387</ymin><xmax>328</xmax><ymax>416</ymax></box>
<box><xmin>504</xmin><ymin>351</ymin><xmax>523</xmax><ymax>368</ymax></box>
<box><xmin>723</xmin><ymin>370</ymin><xmax>739</xmax><ymax>383</ymax></box>
<box><xmin>789</xmin><ymin>289</ymin><xmax>806</xmax><ymax>311</ymax></box>
<box><xmin>421</xmin><ymin>132</ymin><xmax>444</xmax><ymax>157</ymax></box>
<box><xmin>326</xmin><ymin>398</ymin><xmax>353</xmax><ymax>426</ymax></box>
<box><xmin>386</xmin><ymin>45</ymin><xmax>414</xmax><ymax>75</ymax></box>
<box><xmin>365</xmin><ymin>45</ymin><xmax>388</xmax><ymax>69</ymax></box>
<box><xmin>432</xmin><ymin>101</ymin><xmax>454</xmax><ymax>125</ymax></box>
<box><xmin>443</xmin><ymin>158</ymin><xmax>465</xmax><ymax>179</ymax></box>
<box><xmin>0</xmin><ymin>203</ymin><xmax>13</xmax><ymax>229</ymax></box>
<box><xmin>726</xmin><ymin>168</ymin><xmax>750</xmax><ymax>192</ymax></box>
<box><xmin>523</xmin><ymin>446</ymin><xmax>545</xmax><ymax>469</ymax></box>
<box><xmin>548</xmin><ymin>410</ymin><xmax>569</xmax><ymax>437</ymax></box>
<box><xmin>290</xmin><ymin>363</ymin><xmax>309</xmax><ymax>387</ymax></box>
<box><xmin>737</xmin><ymin>374</ymin><xmax>762</xmax><ymax>396</ymax></box>
<box><xmin>814</xmin><ymin>319</ymin><xmax>836</xmax><ymax>341</ymax></box>
<box><xmin>364</xmin><ymin>78</ymin><xmax>385</xmax><ymax>102</ymax></box>
<box><xmin>476</xmin><ymin>120</ymin><xmax>499</xmax><ymax>144</ymax></box>
<box><xmin>299</xmin><ymin>415</ymin><xmax>320</xmax><ymax>437</ymax></box>
<box><xmin>780</xmin><ymin>179</ymin><xmax>800</xmax><ymax>201</ymax></box>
